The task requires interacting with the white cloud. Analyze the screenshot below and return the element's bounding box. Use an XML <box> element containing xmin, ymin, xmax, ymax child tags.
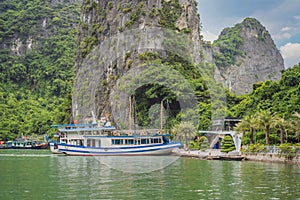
<box><xmin>280</xmin><ymin>43</ymin><xmax>300</xmax><ymax>68</ymax></box>
<box><xmin>280</xmin><ymin>43</ymin><xmax>300</xmax><ymax>58</ymax></box>
<box><xmin>281</xmin><ymin>26</ymin><xmax>291</xmax><ymax>31</ymax></box>
<box><xmin>252</xmin><ymin>0</ymin><xmax>300</xmax><ymax>44</ymax></box>
<box><xmin>294</xmin><ymin>15</ymin><xmax>300</xmax><ymax>20</ymax></box>
<box><xmin>274</xmin><ymin>32</ymin><xmax>292</xmax><ymax>40</ymax></box>
<box><xmin>202</xmin><ymin>30</ymin><xmax>218</xmax><ymax>42</ymax></box>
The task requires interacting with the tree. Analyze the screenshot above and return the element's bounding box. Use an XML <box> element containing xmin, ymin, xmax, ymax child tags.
<box><xmin>274</xmin><ymin>116</ymin><xmax>290</xmax><ymax>144</ymax></box>
<box><xmin>199</xmin><ymin>136</ymin><xmax>209</xmax><ymax>151</ymax></box>
<box><xmin>291</xmin><ymin>112</ymin><xmax>300</xmax><ymax>141</ymax></box>
<box><xmin>257</xmin><ymin>110</ymin><xmax>276</xmax><ymax>145</ymax></box>
<box><xmin>221</xmin><ymin>135</ymin><xmax>236</xmax><ymax>153</ymax></box>
<box><xmin>176</xmin><ymin>122</ymin><xmax>196</xmax><ymax>150</ymax></box>
<box><xmin>189</xmin><ymin>135</ymin><xmax>209</xmax><ymax>150</ymax></box>
<box><xmin>0</xmin><ymin>0</ymin><xmax>79</xmax><ymax>139</ymax></box>
<box><xmin>235</xmin><ymin>115</ymin><xmax>257</xmax><ymax>144</ymax></box>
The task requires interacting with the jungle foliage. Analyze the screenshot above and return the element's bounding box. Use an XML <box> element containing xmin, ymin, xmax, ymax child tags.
<box><xmin>0</xmin><ymin>0</ymin><xmax>299</xmax><ymax>147</ymax></box>
<box><xmin>232</xmin><ymin>64</ymin><xmax>300</xmax><ymax>145</ymax></box>
<box><xmin>0</xmin><ymin>0</ymin><xmax>80</xmax><ymax>140</ymax></box>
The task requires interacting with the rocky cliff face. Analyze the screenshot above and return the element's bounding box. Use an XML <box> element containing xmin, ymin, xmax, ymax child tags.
<box><xmin>0</xmin><ymin>0</ymin><xmax>285</xmax><ymax>126</ymax></box>
<box><xmin>73</xmin><ymin>0</ymin><xmax>204</xmax><ymax>124</ymax></box>
<box><xmin>212</xmin><ymin>18</ymin><xmax>284</xmax><ymax>94</ymax></box>
<box><xmin>73</xmin><ymin>2</ymin><xmax>285</xmax><ymax>124</ymax></box>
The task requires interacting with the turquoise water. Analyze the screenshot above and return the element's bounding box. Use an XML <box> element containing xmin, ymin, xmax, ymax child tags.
<box><xmin>0</xmin><ymin>150</ymin><xmax>300</xmax><ymax>200</ymax></box>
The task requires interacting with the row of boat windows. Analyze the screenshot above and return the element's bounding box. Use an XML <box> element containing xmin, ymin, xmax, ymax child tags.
<box><xmin>85</xmin><ymin>138</ymin><xmax>163</xmax><ymax>147</ymax></box>
<box><xmin>111</xmin><ymin>138</ymin><xmax>162</xmax><ymax>145</ymax></box>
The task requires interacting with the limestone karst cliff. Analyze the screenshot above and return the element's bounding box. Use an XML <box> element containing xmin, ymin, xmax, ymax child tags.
<box><xmin>73</xmin><ymin>1</ymin><xmax>284</xmax><ymax>124</ymax></box>
<box><xmin>0</xmin><ymin>0</ymin><xmax>285</xmax><ymax>127</ymax></box>
<box><xmin>73</xmin><ymin>0</ymin><xmax>205</xmax><ymax>124</ymax></box>
<box><xmin>212</xmin><ymin>18</ymin><xmax>284</xmax><ymax>94</ymax></box>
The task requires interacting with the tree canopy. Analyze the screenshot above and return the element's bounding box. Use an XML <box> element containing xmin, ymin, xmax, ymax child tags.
<box><xmin>0</xmin><ymin>0</ymin><xmax>299</xmax><ymax>147</ymax></box>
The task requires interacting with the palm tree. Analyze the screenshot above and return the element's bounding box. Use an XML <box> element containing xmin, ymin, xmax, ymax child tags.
<box><xmin>234</xmin><ymin>120</ymin><xmax>248</xmax><ymax>138</ymax></box>
<box><xmin>274</xmin><ymin>116</ymin><xmax>289</xmax><ymax>145</ymax></box>
<box><xmin>257</xmin><ymin>109</ymin><xmax>276</xmax><ymax>145</ymax></box>
<box><xmin>234</xmin><ymin>115</ymin><xmax>257</xmax><ymax>145</ymax></box>
<box><xmin>170</xmin><ymin>124</ymin><xmax>179</xmax><ymax>140</ymax></box>
<box><xmin>248</xmin><ymin>115</ymin><xmax>258</xmax><ymax>145</ymax></box>
<box><xmin>177</xmin><ymin>122</ymin><xmax>196</xmax><ymax>150</ymax></box>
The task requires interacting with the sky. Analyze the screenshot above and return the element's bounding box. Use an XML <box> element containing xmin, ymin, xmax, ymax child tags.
<box><xmin>197</xmin><ymin>0</ymin><xmax>300</xmax><ymax>68</ymax></box>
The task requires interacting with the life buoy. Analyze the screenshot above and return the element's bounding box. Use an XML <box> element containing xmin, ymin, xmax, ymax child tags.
<box><xmin>113</xmin><ymin>132</ymin><xmax>120</xmax><ymax>136</ymax></box>
<box><xmin>128</xmin><ymin>132</ymin><xmax>133</xmax><ymax>136</ymax></box>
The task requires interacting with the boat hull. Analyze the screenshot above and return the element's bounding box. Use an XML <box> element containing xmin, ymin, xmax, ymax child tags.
<box><xmin>57</xmin><ymin>143</ymin><xmax>182</xmax><ymax>156</ymax></box>
<box><xmin>50</xmin><ymin>142</ymin><xmax>63</xmax><ymax>154</ymax></box>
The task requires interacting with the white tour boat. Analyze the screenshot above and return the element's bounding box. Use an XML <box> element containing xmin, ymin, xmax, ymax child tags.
<box><xmin>50</xmin><ymin>99</ymin><xmax>182</xmax><ymax>156</ymax></box>
<box><xmin>50</xmin><ymin>122</ymin><xmax>182</xmax><ymax>156</ymax></box>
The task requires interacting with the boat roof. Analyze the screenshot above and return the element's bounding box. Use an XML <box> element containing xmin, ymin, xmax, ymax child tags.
<box><xmin>50</xmin><ymin>123</ymin><xmax>98</xmax><ymax>128</ymax></box>
<box><xmin>83</xmin><ymin>133</ymin><xmax>171</xmax><ymax>138</ymax></box>
<box><xmin>58</xmin><ymin>126</ymin><xmax>116</xmax><ymax>132</ymax></box>
<box><xmin>50</xmin><ymin>123</ymin><xmax>116</xmax><ymax>132</ymax></box>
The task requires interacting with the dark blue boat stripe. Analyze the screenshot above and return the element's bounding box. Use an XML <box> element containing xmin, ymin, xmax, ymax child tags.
<box><xmin>59</xmin><ymin>145</ymin><xmax>179</xmax><ymax>155</ymax></box>
<box><xmin>58</xmin><ymin>142</ymin><xmax>181</xmax><ymax>150</ymax></box>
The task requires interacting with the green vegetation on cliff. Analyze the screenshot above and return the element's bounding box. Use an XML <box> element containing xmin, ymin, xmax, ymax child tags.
<box><xmin>213</xmin><ymin>18</ymin><xmax>267</xmax><ymax>69</ymax></box>
<box><xmin>0</xmin><ymin>0</ymin><xmax>299</xmax><ymax>149</ymax></box>
<box><xmin>232</xmin><ymin>64</ymin><xmax>300</xmax><ymax>145</ymax></box>
<box><xmin>230</xmin><ymin>65</ymin><xmax>300</xmax><ymax>118</ymax></box>
<box><xmin>0</xmin><ymin>0</ymin><xmax>80</xmax><ymax>140</ymax></box>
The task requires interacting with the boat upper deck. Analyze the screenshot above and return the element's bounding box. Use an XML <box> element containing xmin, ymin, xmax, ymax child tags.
<box><xmin>51</xmin><ymin>124</ymin><xmax>169</xmax><ymax>137</ymax></box>
<box><xmin>51</xmin><ymin>123</ymin><xmax>116</xmax><ymax>132</ymax></box>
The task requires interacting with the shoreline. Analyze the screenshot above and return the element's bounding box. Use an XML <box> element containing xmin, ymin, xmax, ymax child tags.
<box><xmin>176</xmin><ymin>149</ymin><xmax>300</xmax><ymax>164</ymax></box>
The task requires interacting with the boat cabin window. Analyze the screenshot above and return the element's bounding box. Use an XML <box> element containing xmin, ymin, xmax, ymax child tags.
<box><xmin>135</xmin><ymin>139</ymin><xmax>141</xmax><ymax>145</ymax></box>
<box><xmin>86</xmin><ymin>139</ymin><xmax>99</xmax><ymax>147</ymax></box>
<box><xmin>141</xmin><ymin>139</ymin><xmax>149</xmax><ymax>144</ymax></box>
<box><xmin>70</xmin><ymin>139</ymin><xmax>83</xmax><ymax>146</ymax></box>
<box><xmin>112</xmin><ymin>139</ymin><xmax>123</xmax><ymax>145</ymax></box>
<box><xmin>92</xmin><ymin>139</ymin><xmax>96</xmax><ymax>147</ymax></box>
<box><xmin>151</xmin><ymin>138</ymin><xmax>162</xmax><ymax>144</ymax></box>
<box><xmin>125</xmin><ymin>139</ymin><xmax>134</xmax><ymax>144</ymax></box>
<box><xmin>61</xmin><ymin>139</ymin><xmax>67</xmax><ymax>143</ymax></box>
<box><xmin>87</xmin><ymin>139</ymin><xmax>91</xmax><ymax>147</ymax></box>
<box><xmin>111</xmin><ymin>137</ymin><xmax>162</xmax><ymax>145</ymax></box>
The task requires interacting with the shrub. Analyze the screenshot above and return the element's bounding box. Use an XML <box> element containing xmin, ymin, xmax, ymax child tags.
<box><xmin>221</xmin><ymin>135</ymin><xmax>236</xmax><ymax>153</ymax></box>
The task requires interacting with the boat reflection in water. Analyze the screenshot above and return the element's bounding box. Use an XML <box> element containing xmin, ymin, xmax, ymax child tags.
<box><xmin>94</xmin><ymin>155</ymin><xmax>180</xmax><ymax>173</ymax></box>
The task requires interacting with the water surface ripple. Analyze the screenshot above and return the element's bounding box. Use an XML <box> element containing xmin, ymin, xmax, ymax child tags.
<box><xmin>0</xmin><ymin>151</ymin><xmax>300</xmax><ymax>200</ymax></box>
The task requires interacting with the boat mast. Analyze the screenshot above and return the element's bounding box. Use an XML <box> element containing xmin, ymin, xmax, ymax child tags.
<box><xmin>129</xmin><ymin>96</ymin><xmax>132</xmax><ymax>132</ymax></box>
<box><xmin>91</xmin><ymin>111</ymin><xmax>96</xmax><ymax>124</ymax></box>
<box><xmin>160</xmin><ymin>100</ymin><xmax>163</xmax><ymax>131</ymax></box>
